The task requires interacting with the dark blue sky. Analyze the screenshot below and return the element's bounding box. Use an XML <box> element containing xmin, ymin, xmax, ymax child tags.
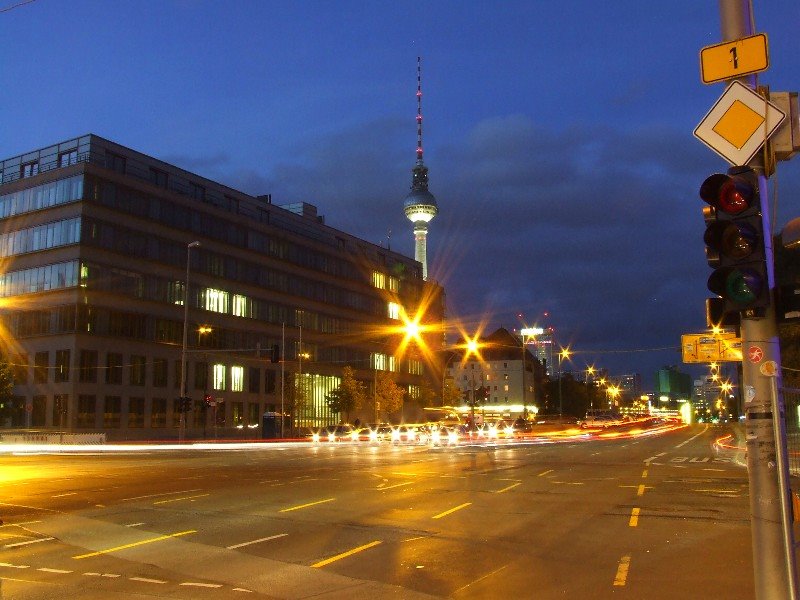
<box><xmin>3</xmin><ymin>1</ymin><xmax>799</xmax><ymax>387</ymax></box>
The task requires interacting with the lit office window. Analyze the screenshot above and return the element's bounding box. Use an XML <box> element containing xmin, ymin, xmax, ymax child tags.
<box><xmin>232</xmin><ymin>294</ymin><xmax>251</xmax><ymax>317</ymax></box>
<box><xmin>204</xmin><ymin>288</ymin><xmax>229</xmax><ymax>314</ymax></box>
<box><xmin>388</xmin><ymin>276</ymin><xmax>399</xmax><ymax>292</ymax></box>
<box><xmin>388</xmin><ymin>356</ymin><xmax>396</xmax><ymax>373</ymax></box>
<box><xmin>231</xmin><ymin>366</ymin><xmax>244</xmax><ymax>392</ymax></box>
<box><xmin>213</xmin><ymin>364</ymin><xmax>226</xmax><ymax>390</ymax></box>
<box><xmin>388</xmin><ymin>302</ymin><xmax>400</xmax><ymax>320</ymax></box>
<box><xmin>371</xmin><ymin>353</ymin><xmax>387</xmax><ymax>371</ymax></box>
<box><xmin>372</xmin><ymin>271</ymin><xmax>386</xmax><ymax>289</ymax></box>
<box><xmin>408</xmin><ymin>359</ymin><xmax>422</xmax><ymax>375</ymax></box>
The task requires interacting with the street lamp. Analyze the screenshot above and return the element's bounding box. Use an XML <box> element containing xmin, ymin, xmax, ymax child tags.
<box><xmin>179</xmin><ymin>240</ymin><xmax>201</xmax><ymax>441</ymax></box>
<box><xmin>520</xmin><ymin>327</ymin><xmax>542</xmax><ymax>417</ymax></box>
<box><xmin>557</xmin><ymin>347</ymin><xmax>571</xmax><ymax>419</ymax></box>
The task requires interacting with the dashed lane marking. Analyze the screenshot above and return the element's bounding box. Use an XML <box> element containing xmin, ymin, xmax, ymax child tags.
<box><xmin>432</xmin><ymin>503</ymin><xmax>472</xmax><ymax>520</ymax></box>
<box><xmin>312</xmin><ymin>541</ymin><xmax>382</xmax><ymax>568</ymax></box>
<box><xmin>37</xmin><ymin>567</ymin><xmax>72</xmax><ymax>574</ymax></box>
<box><xmin>72</xmin><ymin>530</ymin><xmax>196</xmax><ymax>559</ymax></box>
<box><xmin>613</xmin><ymin>555</ymin><xmax>631</xmax><ymax>586</ymax></box>
<box><xmin>378</xmin><ymin>481</ymin><xmax>414</xmax><ymax>491</ymax></box>
<box><xmin>3</xmin><ymin>537</ymin><xmax>54</xmax><ymax>549</ymax></box>
<box><xmin>181</xmin><ymin>582</ymin><xmax>223</xmax><ymax>588</ymax></box>
<box><xmin>629</xmin><ymin>508</ymin><xmax>640</xmax><ymax>527</ymax></box>
<box><xmin>279</xmin><ymin>498</ymin><xmax>335</xmax><ymax>513</ymax></box>
<box><xmin>538</xmin><ymin>470</ymin><xmax>554</xmax><ymax>477</ymax></box>
<box><xmin>227</xmin><ymin>533</ymin><xmax>288</xmax><ymax>549</ymax></box>
<box><xmin>675</xmin><ymin>424</ymin><xmax>709</xmax><ymax>449</ymax></box>
<box><xmin>493</xmin><ymin>482</ymin><xmax>522</xmax><ymax>494</ymax></box>
<box><xmin>153</xmin><ymin>493</ymin><xmax>210</xmax><ymax>505</ymax></box>
<box><xmin>129</xmin><ymin>576</ymin><xmax>166</xmax><ymax>584</ymax></box>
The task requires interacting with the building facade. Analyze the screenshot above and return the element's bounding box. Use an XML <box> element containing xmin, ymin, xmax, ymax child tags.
<box><xmin>0</xmin><ymin>135</ymin><xmax>443</xmax><ymax>439</ymax></box>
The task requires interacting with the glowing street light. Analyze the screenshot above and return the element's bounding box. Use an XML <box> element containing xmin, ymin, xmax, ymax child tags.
<box><xmin>557</xmin><ymin>346</ymin><xmax>572</xmax><ymax>418</ymax></box>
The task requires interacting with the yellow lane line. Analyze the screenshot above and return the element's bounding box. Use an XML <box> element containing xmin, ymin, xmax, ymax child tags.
<box><xmin>642</xmin><ymin>469</ymin><xmax>648</xmax><ymax>479</ymax></box>
<box><xmin>72</xmin><ymin>530</ymin><xmax>196</xmax><ymax>559</ymax></box>
<box><xmin>153</xmin><ymin>494</ymin><xmax>209</xmax><ymax>505</ymax></box>
<box><xmin>538</xmin><ymin>470</ymin><xmax>553</xmax><ymax>477</ymax></box>
<box><xmin>629</xmin><ymin>507</ymin><xmax>640</xmax><ymax>527</ymax></box>
<box><xmin>613</xmin><ymin>555</ymin><xmax>631</xmax><ymax>586</ymax></box>
<box><xmin>494</xmin><ymin>482</ymin><xmax>522</xmax><ymax>494</ymax></box>
<box><xmin>432</xmin><ymin>502</ymin><xmax>472</xmax><ymax>520</ymax></box>
<box><xmin>279</xmin><ymin>498</ymin><xmax>335</xmax><ymax>513</ymax></box>
<box><xmin>312</xmin><ymin>541</ymin><xmax>381</xmax><ymax>568</ymax></box>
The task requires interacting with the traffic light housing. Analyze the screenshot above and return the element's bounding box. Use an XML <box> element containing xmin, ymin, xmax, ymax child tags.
<box><xmin>701</xmin><ymin>166</ymin><xmax>769</xmax><ymax>318</ymax></box>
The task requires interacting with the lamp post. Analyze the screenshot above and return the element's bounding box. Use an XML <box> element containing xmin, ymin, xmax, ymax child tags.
<box><xmin>557</xmin><ymin>347</ymin><xmax>571</xmax><ymax>420</ymax></box>
<box><xmin>520</xmin><ymin>327</ymin><xmax>542</xmax><ymax>417</ymax></box>
<box><xmin>179</xmin><ymin>240</ymin><xmax>201</xmax><ymax>442</ymax></box>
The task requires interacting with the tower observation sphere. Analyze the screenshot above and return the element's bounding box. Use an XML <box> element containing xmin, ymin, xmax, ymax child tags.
<box><xmin>403</xmin><ymin>56</ymin><xmax>438</xmax><ymax>281</ymax></box>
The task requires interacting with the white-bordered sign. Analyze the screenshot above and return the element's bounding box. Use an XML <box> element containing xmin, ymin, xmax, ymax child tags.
<box><xmin>694</xmin><ymin>80</ymin><xmax>785</xmax><ymax>165</ymax></box>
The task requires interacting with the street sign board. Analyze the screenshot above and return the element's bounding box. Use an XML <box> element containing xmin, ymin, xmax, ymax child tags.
<box><xmin>694</xmin><ymin>80</ymin><xmax>786</xmax><ymax>165</ymax></box>
<box><xmin>700</xmin><ymin>33</ymin><xmax>769</xmax><ymax>85</ymax></box>
<box><xmin>681</xmin><ymin>332</ymin><xmax>743</xmax><ymax>364</ymax></box>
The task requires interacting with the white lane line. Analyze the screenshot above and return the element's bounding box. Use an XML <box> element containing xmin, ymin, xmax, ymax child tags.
<box><xmin>233</xmin><ymin>588</ymin><xmax>254</xmax><ymax>593</ymax></box>
<box><xmin>226</xmin><ymin>533</ymin><xmax>288</xmax><ymax>550</ymax></box>
<box><xmin>51</xmin><ymin>492</ymin><xmax>77</xmax><ymax>498</ymax></box>
<box><xmin>379</xmin><ymin>481</ymin><xmax>414</xmax><ymax>491</ymax></box>
<box><xmin>121</xmin><ymin>489</ymin><xmax>202</xmax><ymax>502</ymax></box>
<box><xmin>0</xmin><ymin>562</ymin><xmax>30</xmax><ymax>569</ymax></box>
<box><xmin>124</xmin><ymin>522</ymin><xmax>145</xmax><ymax>527</ymax></box>
<box><xmin>37</xmin><ymin>567</ymin><xmax>73</xmax><ymax>574</ymax></box>
<box><xmin>180</xmin><ymin>582</ymin><xmax>223</xmax><ymax>588</ymax></box>
<box><xmin>4</xmin><ymin>537</ymin><xmax>55</xmax><ymax>549</ymax></box>
<box><xmin>129</xmin><ymin>576</ymin><xmax>167</xmax><ymax>584</ymax></box>
<box><xmin>0</xmin><ymin>520</ymin><xmax>41</xmax><ymax>527</ymax></box>
<box><xmin>675</xmin><ymin>424</ymin><xmax>709</xmax><ymax>449</ymax></box>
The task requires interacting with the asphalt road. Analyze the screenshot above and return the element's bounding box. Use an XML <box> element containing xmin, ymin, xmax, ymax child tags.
<box><xmin>0</xmin><ymin>424</ymin><xmax>755</xmax><ymax>599</ymax></box>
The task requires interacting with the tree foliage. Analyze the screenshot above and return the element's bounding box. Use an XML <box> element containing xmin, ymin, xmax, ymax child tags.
<box><xmin>325</xmin><ymin>366</ymin><xmax>365</xmax><ymax>423</ymax></box>
<box><xmin>0</xmin><ymin>356</ymin><xmax>15</xmax><ymax>424</ymax></box>
<box><xmin>374</xmin><ymin>371</ymin><xmax>405</xmax><ymax>420</ymax></box>
<box><xmin>442</xmin><ymin>379</ymin><xmax>463</xmax><ymax>406</ymax></box>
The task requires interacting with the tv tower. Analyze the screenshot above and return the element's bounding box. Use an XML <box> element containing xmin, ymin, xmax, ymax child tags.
<box><xmin>403</xmin><ymin>56</ymin><xmax>438</xmax><ymax>281</ymax></box>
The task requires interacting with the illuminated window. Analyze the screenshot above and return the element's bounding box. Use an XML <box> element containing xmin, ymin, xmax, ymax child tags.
<box><xmin>388</xmin><ymin>302</ymin><xmax>400</xmax><ymax>320</ymax></box>
<box><xmin>388</xmin><ymin>356</ymin><xmax>396</xmax><ymax>372</ymax></box>
<box><xmin>213</xmin><ymin>364</ymin><xmax>226</xmax><ymax>390</ymax></box>
<box><xmin>408</xmin><ymin>359</ymin><xmax>422</xmax><ymax>375</ymax></box>
<box><xmin>371</xmin><ymin>353</ymin><xmax>388</xmax><ymax>371</ymax></box>
<box><xmin>232</xmin><ymin>294</ymin><xmax>251</xmax><ymax>317</ymax></box>
<box><xmin>204</xmin><ymin>288</ymin><xmax>229</xmax><ymax>314</ymax></box>
<box><xmin>408</xmin><ymin>384</ymin><xmax>420</xmax><ymax>399</ymax></box>
<box><xmin>372</xmin><ymin>271</ymin><xmax>386</xmax><ymax>289</ymax></box>
<box><xmin>504</xmin><ymin>384</ymin><xmax>509</xmax><ymax>392</ymax></box>
<box><xmin>388</xmin><ymin>276</ymin><xmax>399</xmax><ymax>292</ymax></box>
<box><xmin>231</xmin><ymin>366</ymin><xmax>244</xmax><ymax>392</ymax></box>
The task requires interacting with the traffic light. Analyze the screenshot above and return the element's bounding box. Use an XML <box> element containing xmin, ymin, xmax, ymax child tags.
<box><xmin>701</xmin><ymin>166</ymin><xmax>769</xmax><ymax>318</ymax></box>
<box><xmin>203</xmin><ymin>394</ymin><xmax>213</xmax><ymax>406</ymax></box>
<box><xmin>270</xmin><ymin>344</ymin><xmax>280</xmax><ymax>363</ymax></box>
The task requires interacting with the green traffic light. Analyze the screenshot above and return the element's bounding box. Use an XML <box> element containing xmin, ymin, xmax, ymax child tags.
<box><xmin>725</xmin><ymin>269</ymin><xmax>762</xmax><ymax>305</ymax></box>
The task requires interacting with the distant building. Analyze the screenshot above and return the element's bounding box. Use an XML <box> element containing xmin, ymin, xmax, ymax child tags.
<box><xmin>0</xmin><ymin>134</ymin><xmax>444</xmax><ymax>438</ymax></box>
<box><xmin>654</xmin><ymin>366</ymin><xmax>692</xmax><ymax>409</ymax></box>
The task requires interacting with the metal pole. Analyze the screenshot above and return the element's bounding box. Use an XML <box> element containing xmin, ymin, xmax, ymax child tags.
<box><xmin>718</xmin><ymin>2</ymin><xmax>797</xmax><ymax>598</ymax></box>
<box><xmin>281</xmin><ymin>322</ymin><xmax>285</xmax><ymax>437</ymax></box>
<box><xmin>179</xmin><ymin>241</ymin><xmax>200</xmax><ymax>442</ymax></box>
<box><xmin>558</xmin><ymin>354</ymin><xmax>563</xmax><ymax>419</ymax></box>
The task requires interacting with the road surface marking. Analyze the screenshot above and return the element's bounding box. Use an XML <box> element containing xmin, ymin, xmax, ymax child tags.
<box><xmin>85</xmin><ymin>572</ymin><xmax>121</xmax><ymax>578</ymax></box>
<box><xmin>0</xmin><ymin>562</ymin><xmax>30</xmax><ymax>569</ymax></box>
<box><xmin>4</xmin><ymin>537</ymin><xmax>54</xmax><ymax>549</ymax></box>
<box><xmin>233</xmin><ymin>588</ymin><xmax>254</xmax><ymax>593</ymax></box>
<box><xmin>675</xmin><ymin>424</ymin><xmax>709</xmax><ymax>449</ymax></box>
<box><xmin>402</xmin><ymin>536</ymin><xmax>425</xmax><ymax>542</ymax></box>
<box><xmin>37</xmin><ymin>567</ymin><xmax>72</xmax><ymax>574</ymax></box>
<box><xmin>641</xmin><ymin>469</ymin><xmax>648</xmax><ymax>479</ymax></box>
<box><xmin>181</xmin><ymin>582</ymin><xmax>222</xmax><ymax>588</ymax></box>
<box><xmin>1</xmin><ymin>520</ymin><xmax>41</xmax><ymax>527</ymax></box>
<box><xmin>72</xmin><ymin>530</ymin><xmax>196</xmax><ymax>559</ymax></box>
<box><xmin>312</xmin><ymin>541</ymin><xmax>382</xmax><ymax>568</ymax></box>
<box><xmin>643</xmin><ymin>452</ymin><xmax>666</xmax><ymax>464</ymax></box>
<box><xmin>694</xmin><ymin>488</ymin><xmax>739</xmax><ymax>495</ymax></box>
<box><xmin>629</xmin><ymin>508</ymin><xmax>640</xmax><ymax>527</ymax></box>
<box><xmin>279</xmin><ymin>498</ymin><xmax>335</xmax><ymax>513</ymax></box>
<box><xmin>153</xmin><ymin>493</ymin><xmax>209</xmax><ymax>505</ymax></box>
<box><xmin>121</xmin><ymin>489</ymin><xmax>202</xmax><ymax>502</ymax></box>
<box><xmin>379</xmin><ymin>481</ymin><xmax>414</xmax><ymax>491</ymax></box>
<box><xmin>538</xmin><ymin>470</ymin><xmax>554</xmax><ymax>477</ymax></box>
<box><xmin>125</xmin><ymin>523</ymin><xmax>145</xmax><ymax>527</ymax></box>
<box><xmin>129</xmin><ymin>576</ymin><xmax>166</xmax><ymax>584</ymax></box>
<box><xmin>613</xmin><ymin>555</ymin><xmax>631</xmax><ymax>586</ymax></box>
<box><xmin>451</xmin><ymin>564</ymin><xmax>510</xmax><ymax>594</ymax></box>
<box><xmin>637</xmin><ymin>484</ymin><xmax>651</xmax><ymax>497</ymax></box>
<box><xmin>227</xmin><ymin>533</ymin><xmax>288</xmax><ymax>549</ymax></box>
<box><xmin>494</xmin><ymin>482</ymin><xmax>522</xmax><ymax>494</ymax></box>
<box><xmin>51</xmin><ymin>492</ymin><xmax>77</xmax><ymax>498</ymax></box>
<box><xmin>432</xmin><ymin>502</ymin><xmax>472</xmax><ymax>519</ymax></box>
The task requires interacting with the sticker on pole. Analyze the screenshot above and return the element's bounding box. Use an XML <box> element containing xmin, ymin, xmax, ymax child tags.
<box><xmin>759</xmin><ymin>360</ymin><xmax>778</xmax><ymax>377</ymax></box>
<box><xmin>748</xmin><ymin>346</ymin><xmax>764</xmax><ymax>363</ymax></box>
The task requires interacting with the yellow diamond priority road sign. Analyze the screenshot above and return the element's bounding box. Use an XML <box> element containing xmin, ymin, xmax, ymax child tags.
<box><xmin>694</xmin><ymin>80</ymin><xmax>786</xmax><ymax>166</ymax></box>
<box><xmin>700</xmin><ymin>33</ymin><xmax>769</xmax><ymax>85</ymax></box>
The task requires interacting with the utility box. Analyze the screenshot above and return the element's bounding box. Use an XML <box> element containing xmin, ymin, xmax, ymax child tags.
<box><xmin>261</xmin><ymin>412</ymin><xmax>290</xmax><ymax>439</ymax></box>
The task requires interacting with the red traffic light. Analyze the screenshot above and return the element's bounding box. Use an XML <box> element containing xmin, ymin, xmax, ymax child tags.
<box><xmin>700</xmin><ymin>173</ymin><xmax>756</xmax><ymax>215</ymax></box>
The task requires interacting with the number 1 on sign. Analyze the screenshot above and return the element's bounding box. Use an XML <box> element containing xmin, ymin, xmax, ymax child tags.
<box><xmin>729</xmin><ymin>47</ymin><xmax>738</xmax><ymax>69</ymax></box>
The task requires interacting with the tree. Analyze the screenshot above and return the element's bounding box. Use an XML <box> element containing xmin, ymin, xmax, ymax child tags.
<box><xmin>0</xmin><ymin>356</ymin><xmax>15</xmax><ymax>426</ymax></box>
<box><xmin>374</xmin><ymin>371</ymin><xmax>405</xmax><ymax>421</ymax></box>
<box><xmin>282</xmin><ymin>372</ymin><xmax>308</xmax><ymax>436</ymax></box>
<box><xmin>325</xmin><ymin>366</ymin><xmax>365</xmax><ymax>423</ymax></box>
<box><xmin>442</xmin><ymin>379</ymin><xmax>463</xmax><ymax>406</ymax></box>
<box><xmin>416</xmin><ymin>378</ymin><xmax>438</xmax><ymax>408</ymax></box>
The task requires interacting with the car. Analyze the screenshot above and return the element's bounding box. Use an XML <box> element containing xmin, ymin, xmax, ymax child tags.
<box><xmin>311</xmin><ymin>424</ymin><xmax>355</xmax><ymax>442</ymax></box>
<box><xmin>580</xmin><ymin>410</ymin><xmax>622</xmax><ymax>429</ymax></box>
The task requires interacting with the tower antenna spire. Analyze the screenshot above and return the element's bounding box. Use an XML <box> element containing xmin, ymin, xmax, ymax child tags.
<box><xmin>403</xmin><ymin>55</ymin><xmax>438</xmax><ymax>281</ymax></box>
<box><xmin>416</xmin><ymin>55</ymin><xmax>424</xmax><ymax>166</ymax></box>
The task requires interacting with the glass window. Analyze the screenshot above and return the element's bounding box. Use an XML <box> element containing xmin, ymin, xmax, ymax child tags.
<box><xmin>11</xmin><ymin>354</ymin><xmax>27</xmax><ymax>384</ymax></box>
<box><xmin>78</xmin><ymin>350</ymin><xmax>97</xmax><ymax>383</ymax></box>
<box><xmin>372</xmin><ymin>271</ymin><xmax>386</xmax><ymax>289</ymax></box>
<box><xmin>231</xmin><ymin>366</ymin><xmax>244</xmax><ymax>392</ymax></box>
<box><xmin>130</xmin><ymin>355</ymin><xmax>146</xmax><ymax>386</ymax></box>
<box><xmin>213</xmin><ymin>363</ymin><xmax>225</xmax><ymax>391</ymax></box>
<box><xmin>55</xmin><ymin>350</ymin><xmax>70</xmax><ymax>382</ymax></box>
<box><xmin>388</xmin><ymin>302</ymin><xmax>400</xmax><ymax>320</ymax></box>
<box><xmin>106</xmin><ymin>353</ymin><xmax>122</xmax><ymax>384</ymax></box>
<box><xmin>204</xmin><ymin>288</ymin><xmax>229</xmax><ymax>314</ymax></box>
<box><xmin>153</xmin><ymin>358</ymin><xmax>168</xmax><ymax>387</ymax></box>
<box><xmin>76</xmin><ymin>395</ymin><xmax>96</xmax><ymax>428</ymax></box>
<box><xmin>232</xmin><ymin>294</ymin><xmax>251</xmax><ymax>317</ymax></box>
<box><xmin>128</xmin><ymin>397</ymin><xmax>144</xmax><ymax>428</ymax></box>
<box><xmin>388</xmin><ymin>276</ymin><xmax>399</xmax><ymax>292</ymax></box>
<box><xmin>249</xmin><ymin>367</ymin><xmax>260</xmax><ymax>393</ymax></box>
<box><xmin>34</xmin><ymin>352</ymin><xmax>48</xmax><ymax>383</ymax></box>
<box><xmin>151</xmin><ymin>398</ymin><xmax>167</xmax><ymax>428</ymax></box>
<box><xmin>59</xmin><ymin>150</ymin><xmax>77</xmax><ymax>167</ymax></box>
<box><xmin>104</xmin><ymin>396</ymin><xmax>121</xmax><ymax>428</ymax></box>
<box><xmin>231</xmin><ymin>401</ymin><xmax>244</xmax><ymax>426</ymax></box>
<box><xmin>194</xmin><ymin>361</ymin><xmax>208</xmax><ymax>390</ymax></box>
